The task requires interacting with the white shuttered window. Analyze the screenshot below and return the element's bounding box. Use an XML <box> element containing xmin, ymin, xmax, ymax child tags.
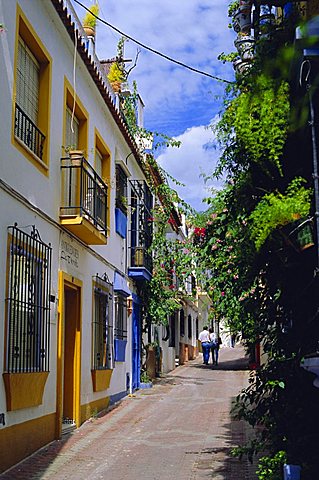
<box><xmin>17</xmin><ymin>37</ymin><xmax>39</xmax><ymax>125</ymax></box>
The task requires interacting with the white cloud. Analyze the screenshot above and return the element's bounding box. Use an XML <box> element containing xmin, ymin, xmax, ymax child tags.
<box><xmin>74</xmin><ymin>1</ymin><xmax>233</xmax><ymax>208</ymax></box>
<box><xmin>77</xmin><ymin>0</ymin><xmax>235</xmax><ymax>125</ymax></box>
<box><xmin>157</xmin><ymin>119</ymin><xmax>224</xmax><ymax>211</ymax></box>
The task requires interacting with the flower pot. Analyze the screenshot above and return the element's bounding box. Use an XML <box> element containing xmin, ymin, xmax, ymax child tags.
<box><xmin>111</xmin><ymin>80</ymin><xmax>122</xmax><ymax>93</ymax></box>
<box><xmin>134</xmin><ymin>247</ymin><xmax>144</xmax><ymax>266</ymax></box>
<box><xmin>83</xmin><ymin>25</ymin><xmax>95</xmax><ymax>38</ymax></box>
<box><xmin>280</xmin><ymin>217</ymin><xmax>314</xmax><ymax>252</ymax></box>
<box><xmin>233</xmin><ymin>58</ymin><xmax>252</xmax><ymax>76</ymax></box>
<box><xmin>234</xmin><ymin>35</ymin><xmax>255</xmax><ymax>61</ymax></box>
<box><xmin>233</xmin><ymin>6</ymin><xmax>252</xmax><ymax>33</ymax></box>
<box><xmin>69</xmin><ymin>150</ymin><xmax>83</xmax><ymax>165</ymax></box>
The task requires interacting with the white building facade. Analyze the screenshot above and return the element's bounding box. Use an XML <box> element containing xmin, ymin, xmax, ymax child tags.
<box><xmin>0</xmin><ymin>0</ymin><xmax>153</xmax><ymax>471</ymax></box>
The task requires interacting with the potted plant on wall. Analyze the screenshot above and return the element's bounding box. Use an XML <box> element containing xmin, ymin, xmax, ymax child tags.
<box><xmin>107</xmin><ymin>37</ymin><xmax>128</xmax><ymax>93</ymax></box>
<box><xmin>249</xmin><ymin>177</ymin><xmax>313</xmax><ymax>252</ymax></box>
<box><xmin>82</xmin><ymin>3</ymin><xmax>99</xmax><ymax>38</ymax></box>
<box><xmin>107</xmin><ymin>61</ymin><xmax>126</xmax><ymax>93</ymax></box>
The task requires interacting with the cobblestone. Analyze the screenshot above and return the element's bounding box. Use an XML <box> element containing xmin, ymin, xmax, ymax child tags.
<box><xmin>1</xmin><ymin>346</ymin><xmax>257</xmax><ymax>480</ymax></box>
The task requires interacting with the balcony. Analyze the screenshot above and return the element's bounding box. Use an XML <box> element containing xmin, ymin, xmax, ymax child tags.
<box><xmin>128</xmin><ymin>246</ymin><xmax>152</xmax><ymax>281</ymax></box>
<box><xmin>60</xmin><ymin>154</ymin><xmax>108</xmax><ymax>245</ymax></box>
<box><xmin>128</xmin><ymin>180</ymin><xmax>153</xmax><ymax>281</ymax></box>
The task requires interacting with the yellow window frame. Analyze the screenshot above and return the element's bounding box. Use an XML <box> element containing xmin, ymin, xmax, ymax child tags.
<box><xmin>12</xmin><ymin>5</ymin><xmax>52</xmax><ymax>175</ymax></box>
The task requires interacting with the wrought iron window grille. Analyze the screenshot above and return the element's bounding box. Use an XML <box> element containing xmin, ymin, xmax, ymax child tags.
<box><xmin>6</xmin><ymin>224</ymin><xmax>52</xmax><ymax>373</ymax></box>
<box><xmin>115</xmin><ymin>164</ymin><xmax>128</xmax><ymax>213</ymax></box>
<box><xmin>92</xmin><ymin>274</ymin><xmax>113</xmax><ymax>370</ymax></box>
<box><xmin>114</xmin><ymin>292</ymin><xmax>128</xmax><ymax>340</ymax></box>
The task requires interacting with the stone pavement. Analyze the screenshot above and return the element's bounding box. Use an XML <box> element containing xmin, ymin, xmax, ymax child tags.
<box><xmin>1</xmin><ymin>346</ymin><xmax>258</xmax><ymax>480</ymax></box>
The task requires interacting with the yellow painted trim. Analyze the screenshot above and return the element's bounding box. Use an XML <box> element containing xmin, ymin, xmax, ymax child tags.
<box><xmin>63</xmin><ymin>76</ymin><xmax>89</xmax><ymax>155</ymax></box>
<box><xmin>3</xmin><ymin>372</ymin><xmax>49</xmax><ymax>411</ymax></box>
<box><xmin>56</xmin><ymin>272</ymin><xmax>82</xmax><ymax>438</ymax></box>
<box><xmin>95</xmin><ymin>127</ymin><xmax>111</xmax><ymax>230</ymax></box>
<box><xmin>91</xmin><ymin>369</ymin><xmax>113</xmax><ymax>392</ymax></box>
<box><xmin>80</xmin><ymin>397</ymin><xmax>110</xmax><ymax>423</ymax></box>
<box><xmin>60</xmin><ymin>216</ymin><xmax>107</xmax><ymax>245</ymax></box>
<box><xmin>12</xmin><ymin>5</ymin><xmax>52</xmax><ymax>176</ymax></box>
<box><xmin>0</xmin><ymin>412</ymin><xmax>56</xmax><ymax>474</ymax></box>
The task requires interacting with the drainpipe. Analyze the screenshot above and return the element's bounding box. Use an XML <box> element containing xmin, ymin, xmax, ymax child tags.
<box><xmin>300</xmin><ymin>59</ymin><xmax>319</xmax><ymax>272</ymax></box>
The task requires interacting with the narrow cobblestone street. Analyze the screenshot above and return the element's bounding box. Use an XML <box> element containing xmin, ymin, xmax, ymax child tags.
<box><xmin>1</xmin><ymin>347</ymin><xmax>256</xmax><ymax>480</ymax></box>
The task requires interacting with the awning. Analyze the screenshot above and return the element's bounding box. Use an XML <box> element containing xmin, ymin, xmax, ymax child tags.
<box><xmin>114</xmin><ymin>272</ymin><xmax>131</xmax><ymax>297</ymax></box>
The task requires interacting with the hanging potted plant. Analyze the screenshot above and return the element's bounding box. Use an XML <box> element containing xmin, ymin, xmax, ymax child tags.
<box><xmin>249</xmin><ymin>177</ymin><xmax>313</xmax><ymax>252</ymax></box>
<box><xmin>233</xmin><ymin>4</ymin><xmax>252</xmax><ymax>33</ymax></box>
<box><xmin>234</xmin><ymin>33</ymin><xmax>255</xmax><ymax>61</ymax></box>
<box><xmin>233</xmin><ymin>57</ymin><xmax>253</xmax><ymax>76</ymax></box>
<box><xmin>82</xmin><ymin>3</ymin><xmax>99</xmax><ymax>38</ymax></box>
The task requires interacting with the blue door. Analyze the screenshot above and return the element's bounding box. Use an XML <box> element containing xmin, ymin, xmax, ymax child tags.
<box><xmin>132</xmin><ymin>294</ymin><xmax>141</xmax><ymax>390</ymax></box>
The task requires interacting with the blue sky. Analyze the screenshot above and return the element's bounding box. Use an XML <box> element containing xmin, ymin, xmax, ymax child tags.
<box><xmin>73</xmin><ymin>0</ymin><xmax>235</xmax><ymax>210</ymax></box>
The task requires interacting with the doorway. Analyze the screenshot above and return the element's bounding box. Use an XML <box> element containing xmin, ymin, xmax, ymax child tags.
<box><xmin>56</xmin><ymin>272</ymin><xmax>82</xmax><ymax>437</ymax></box>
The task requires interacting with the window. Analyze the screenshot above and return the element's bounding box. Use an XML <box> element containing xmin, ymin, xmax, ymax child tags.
<box><xmin>14</xmin><ymin>8</ymin><xmax>51</xmax><ymax>170</ymax></box>
<box><xmin>188</xmin><ymin>314</ymin><xmax>192</xmax><ymax>339</ymax></box>
<box><xmin>114</xmin><ymin>293</ymin><xmax>127</xmax><ymax>340</ymax></box>
<box><xmin>180</xmin><ymin>309</ymin><xmax>185</xmax><ymax>337</ymax></box>
<box><xmin>95</xmin><ymin>130</ymin><xmax>111</xmax><ymax>229</ymax></box>
<box><xmin>92</xmin><ymin>275</ymin><xmax>113</xmax><ymax>370</ymax></box>
<box><xmin>17</xmin><ymin>38</ymin><xmax>39</xmax><ymax>125</ymax></box>
<box><xmin>5</xmin><ymin>225</ymin><xmax>51</xmax><ymax>373</ymax></box>
<box><xmin>116</xmin><ymin>165</ymin><xmax>128</xmax><ymax>213</ymax></box>
<box><xmin>63</xmin><ymin>78</ymin><xmax>88</xmax><ymax>155</ymax></box>
<box><xmin>169</xmin><ymin>313</ymin><xmax>176</xmax><ymax>348</ymax></box>
<box><xmin>65</xmin><ymin>107</ymin><xmax>79</xmax><ymax>150</ymax></box>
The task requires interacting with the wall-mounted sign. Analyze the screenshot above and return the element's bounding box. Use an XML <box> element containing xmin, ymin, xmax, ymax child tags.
<box><xmin>60</xmin><ymin>239</ymin><xmax>79</xmax><ymax>268</ymax></box>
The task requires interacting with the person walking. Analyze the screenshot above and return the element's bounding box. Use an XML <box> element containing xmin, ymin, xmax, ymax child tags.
<box><xmin>198</xmin><ymin>326</ymin><xmax>211</xmax><ymax>365</ymax></box>
<box><xmin>209</xmin><ymin>328</ymin><xmax>219</xmax><ymax>366</ymax></box>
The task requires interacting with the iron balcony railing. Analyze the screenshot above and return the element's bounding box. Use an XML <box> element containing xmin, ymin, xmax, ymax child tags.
<box><xmin>129</xmin><ymin>180</ymin><xmax>153</xmax><ymax>272</ymax></box>
<box><xmin>14</xmin><ymin>104</ymin><xmax>45</xmax><ymax>160</ymax></box>
<box><xmin>60</xmin><ymin>155</ymin><xmax>108</xmax><ymax>236</ymax></box>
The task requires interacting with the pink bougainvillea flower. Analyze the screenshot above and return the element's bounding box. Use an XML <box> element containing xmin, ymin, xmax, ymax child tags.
<box><xmin>221</xmin><ymin>291</ymin><xmax>225</xmax><ymax>296</ymax></box>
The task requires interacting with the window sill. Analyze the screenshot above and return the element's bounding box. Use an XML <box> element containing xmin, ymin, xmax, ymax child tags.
<box><xmin>14</xmin><ymin>135</ymin><xmax>48</xmax><ymax>174</ymax></box>
<box><xmin>91</xmin><ymin>369</ymin><xmax>113</xmax><ymax>392</ymax></box>
<box><xmin>3</xmin><ymin>372</ymin><xmax>49</xmax><ymax>411</ymax></box>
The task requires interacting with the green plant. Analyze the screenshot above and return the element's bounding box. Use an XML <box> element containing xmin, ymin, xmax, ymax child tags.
<box><xmin>107</xmin><ymin>61</ymin><xmax>126</xmax><ymax>84</ymax></box>
<box><xmin>215</xmin><ymin>75</ymin><xmax>290</xmax><ymax>177</ymax></box>
<box><xmin>228</xmin><ymin>0</ymin><xmax>239</xmax><ymax>17</ymax></box>
<box><xmin>256</xmin><ymin>451</ymin><xmax>287</xmax><ymax>480</ymax></box>
<box><xmin>218</xmin><ymin>51</ymin><xmax>238</xmax><ymax>64</ymax></box>
<box><xmin>140</xmin><ymin>371</ymin><xmax>151</xmax><ymax>383</ymax></box>
<box><xmin>83</xmin><ymin>4</ymin><xmax>99</xmax><ymax>28</ymax></box>
<box><xmin>249</xmin><ymin>177</ymin><xmax>312</xmax><ymax>250</ymax></box>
